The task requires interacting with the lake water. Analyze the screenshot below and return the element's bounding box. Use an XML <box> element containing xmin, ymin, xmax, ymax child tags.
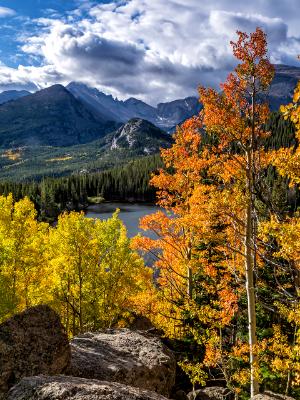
<box><xmin>86</xmin><ymin>202</ymin><xmax>158</xmax><ymax>238</ymax></box>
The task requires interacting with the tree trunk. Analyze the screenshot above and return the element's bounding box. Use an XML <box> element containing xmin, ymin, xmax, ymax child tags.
<box><xmin>187</xmin><ymin>266</ymin><xmax>193</xmax><ymax>298</ymax></box>
<box><xmin>245</xmin><ymin>167</ymin><xmax>259</xmax><ymax>397</ymax></box>
<box><xmin>245</xmin><ymin>76</ymin><xmax>259</xmax><ymax>398</ymax></box>
<box><xmin>187</xmin><ymin>245</ymin><xmax>193</xmax><ymax>298</ymax></box>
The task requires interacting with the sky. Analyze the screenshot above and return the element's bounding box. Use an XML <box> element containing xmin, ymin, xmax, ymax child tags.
<box><xmin>0</xmin><ymin>0</ymin><xmax>299</xmax><ymax>105</ymax></box>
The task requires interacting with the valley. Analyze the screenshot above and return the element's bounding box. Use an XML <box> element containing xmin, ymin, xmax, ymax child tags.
<box><xmin>0</xmin><ymin>13</ymin><xmax>300</xmax><ymax>398</ymax></box>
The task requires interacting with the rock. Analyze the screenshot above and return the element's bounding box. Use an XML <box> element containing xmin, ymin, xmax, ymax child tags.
<box><xmin>68</xmin><ymin>328</ymin><xmax>176</xmax><ymax>397</ymax></box>
<box><xmin>0</xmin><ymin>305</ymin><xmax>70</xmax><ymax>398</ymax></box>
<box><xmin>172</xmin><ymin>389</ymin><xmax>188</xmax><ymax>400</ymax></box>
<box><xmin>129</xmin><ymin>314</ymin><xmax>154</xmax><ymax>331</ymax></box>
<box><xmin>7</xmin><ymin>375</ymin><xmax>170</xmax><ymax>400</ymax></box>
<box><xmin>252</xmin><ymin>392</ymin><xmax>295</xmax><ymax>400</ymax></box>
<box><xmin>187</xmin><ymin>386</ymin><xmax>232</xmax><ymax>400</ymax></box>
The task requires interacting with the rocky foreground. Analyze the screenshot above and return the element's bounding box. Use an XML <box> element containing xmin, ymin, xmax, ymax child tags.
<box><xmin>7</xmin><ymin>376</ymin><xmax>168</xmax><ymax>400</ymax></box>
<box><xmin>0</xmin><ymin>306</ymin><xmax>296</xmax><ymax>400</ymax></box>
<box><xmin>67</xmin><ymin>330</ymin><xmax>176</xmax><ymax>396</ymax></box>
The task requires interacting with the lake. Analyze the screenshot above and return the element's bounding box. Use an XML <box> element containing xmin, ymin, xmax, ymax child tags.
<box><xmin>86</xmin><ymin>202</ymin><xmax>158</xmax><ymax>238</ymax></box>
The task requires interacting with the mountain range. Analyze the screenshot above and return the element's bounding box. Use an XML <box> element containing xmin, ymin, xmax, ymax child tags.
<box><xmin>0</xmin><ymin>90</ymin><xmax>30</xmax><ymax>105</ymax></box>
<box><xmin>67</xmin><ymin>81</ymin><xmax>202</xmax><ymax>131</ymax></box>
<box><xmin>0</xmin><ymin>85</ymin><xmax>118</xmax><ymax>148</ymax></box>
<box><xmin>0</xmin><ymin>63</ymin><xmax>299</xmax><ymax>180</ymax></box>
<box><xmin>266</xmin><ymin>64</ymin><xmax>300</xmax><ymax>110</ymax></box>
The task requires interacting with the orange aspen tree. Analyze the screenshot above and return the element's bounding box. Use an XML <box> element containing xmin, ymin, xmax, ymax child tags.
<box><xmin>133</xmin><ymin>116</ymin><xmax>239</xmax><ymax>359</ymax></box>
<box><xmin>133</xmin><ymin>117</ymin><xmax>209</xmax><ymax>334</ymax></box>
<box><xmin>199</xmin><ymin>28</ymin><xmax>274</xmax><ymax>396</ymax></box>
<box><xmin>134</xmin><ymin>28</ymin><xmax>276</xmax><ymax>395</ymax></box>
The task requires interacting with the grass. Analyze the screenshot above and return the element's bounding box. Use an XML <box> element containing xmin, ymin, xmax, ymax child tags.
<box><xmin>87</xmin><ymin>196</ymin><xmax>105</xmax><ymax>204</ymax></box>
<box><xmin>46</xmin><ymin>156</ymin><xmax>73</xmax><ymax>162</ymax></box>
<box><xmin>2</xmin><ymin>149</ymin><xmax>22</xmax><ymax>161</ymax></box>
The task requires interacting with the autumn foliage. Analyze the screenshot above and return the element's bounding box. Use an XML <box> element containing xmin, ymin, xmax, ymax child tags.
<box><xmin>0</xmin><ymin>199</ymin><xmax>150</xmax><ymax>336</ymax></box>
<box><xmin>133</xmin><ymin>29</ymin><xmax>300</xmax><ymax>397</ymax></box>
<box><xmin>0</xmin><ymin>28</ymin><xmax>299</xmax><ymax>400</ymax></box>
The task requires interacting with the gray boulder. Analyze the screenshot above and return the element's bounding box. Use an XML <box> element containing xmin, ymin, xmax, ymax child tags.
<box><xmin>7</xmin><ymin>375</ymin><xmax>170</xmax><ymax>400</ymax></box>
<box><xmin>67</xmin><ymin>328</ymin><xmax>176</xmax><ymax>397</ymax></box>
<box><xmin>188</xmin><ymin>386</ymin><xmax>232</xmax><ymax>400</ymax></box>
<box><xmin>0</xmin><ymin>305</ymin><xmax>70</xmax><ymax>398</ymax></box>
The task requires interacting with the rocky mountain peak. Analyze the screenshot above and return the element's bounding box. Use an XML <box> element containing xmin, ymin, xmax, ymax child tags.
<box><xmin>109</xmin><ymin>118</ymin><xmax>172</xmax><ymax>154</ymax></box>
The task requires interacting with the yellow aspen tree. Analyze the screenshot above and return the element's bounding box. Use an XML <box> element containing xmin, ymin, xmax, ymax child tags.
<box><xmin>260</xmin><ymin>70</ymin><xmax>300</xmax><ymax>391</ymax></box>
<box><xmin>0</xmin><ymin>195</ymin><xmax>50</xmax><ymax>321</ymax></box>
<box><xmin>48</xmin><ymin>210</ymin><xmax>147</xmax><ymax>335</ymax></box>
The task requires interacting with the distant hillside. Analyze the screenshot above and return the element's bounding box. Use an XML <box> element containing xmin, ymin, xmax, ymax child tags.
<box><xmin>0</xmin><ymin>84</ymin><xmax>117</xmax><ymax>148</ymax></box>
<box><xmin>0</xmin><ymin>118</ymin><xmax>172</xmax><ymax>181</ymax></box>
<box><xmin>0</xmin><ymin>90</ymin><xmax>30</xmax><ymax>105</ymax></box>
<box><xmin>268</xmin><ymin>64</ymin><xmax>300</xmax><ymax>110</ymax></box>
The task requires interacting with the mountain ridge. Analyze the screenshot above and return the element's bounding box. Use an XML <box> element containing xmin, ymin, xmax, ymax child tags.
<box><xmin>0</xmin><ymin>90</ymin><xmax>31</xmax><ymax>105</ymax></box>
<box><xmin>0</xmin><ymin>117</ymin><xmax>172</xmax><ymax>180</ymax></box>
<box><xmin>1</xmin><ymin>63</ymin><xmax>299</xmax><ymax>138</ymax></box>
<box><xmin>0</xmin><ymin>63</ymin><xmax>298</xmax><ymax>152</ymax></box>
<box><xmin>66</xmin><ymin>63</ymin><xmax>300</xmax><ymax>130</ymax></box>
<box><xmin>0</xmin><ymin>84</ymin><xmax>118</xmax><ymax>148</ymax></box>
<box><xmin>66</xmin><ymin>82</ymin><xmax>201</xmax><ymax>131</ymax></box>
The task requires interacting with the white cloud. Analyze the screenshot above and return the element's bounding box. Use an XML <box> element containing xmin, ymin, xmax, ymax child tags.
<box><xmin>0</xmin><ymin>0</ymin><xmax>299</xmax><ymax>103</ymax></box>
<box><xmin>0</xmin><ymin>6</ymin><xmax>16</xmax><ymax>18</ymax></box>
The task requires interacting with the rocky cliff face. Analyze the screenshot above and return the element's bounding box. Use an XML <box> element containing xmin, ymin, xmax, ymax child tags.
<box><xmin>108</xmin><ymin>118</ymin><xmax>172</xmax><ymax>154</ymax></box>
<box><xmin>67</xmin><ymin>82</ymin><xmax>201</xmax><ymax>131</ymax></box>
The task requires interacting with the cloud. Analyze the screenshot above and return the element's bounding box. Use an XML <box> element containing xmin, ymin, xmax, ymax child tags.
<box><xmin>0</xmin><ymin>6</ymin><xmax>16</xmax><ymax>18</ymax></box>
<box><xmin>209</xmin><ymin>11</ymin><xmax>288</xmax><ymax>44</ymax></box>
<box><xmin>0</xmin><ymin>64</ymin><xmax>38</xmax><ymax>92</ymax></box>
<box><xmin>0</xmin><ymin>0</ymin><xmax>299</xmax><ymax>104</ymax></box>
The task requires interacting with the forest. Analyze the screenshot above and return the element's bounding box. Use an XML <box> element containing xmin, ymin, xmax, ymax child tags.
<box><xmin>0</xmin><ymin>28</ymin><xmax>300</xmax><ymax>399</ymax></box>
<box><xmin>0</xmin><ymin>154</ymin><xmax>163</xmax><ymax>221</ymax></box>
<box><xmin>0</xmin><ymin>112</ymin><xmax>297</xmax><ymax>223</ymax></box>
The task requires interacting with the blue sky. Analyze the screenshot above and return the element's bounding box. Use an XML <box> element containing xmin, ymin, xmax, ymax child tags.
<box><xmin>0</xmin><ymin>0</ymin><xmax>299</xmax><ymax>104</ymax></box>
<box><xmin>0</xmin><ymin>1</ymin><xmax>95</xmax><ymax>67</ymax></box>
<box><xmin>0</xmin><ymin>0</ymin><xmax>75</xmax><ymax>17</ymax></box>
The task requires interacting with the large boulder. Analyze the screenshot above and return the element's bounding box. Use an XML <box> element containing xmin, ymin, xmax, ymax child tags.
<box><xmin>67</xmin><ymin>328</ymin><xmax>176</xmax><ymax>397</ymax></box>
<box><xmin>0</xmin><ymin>305</ymin><xmax>70</xmax><ymax>398</ymax></box>
<box><xmin>7</xmin><ymin>375</ymin><xmax>170</xmax><ymax>400</ymax></box>
<box><xmin>188</xmin><ymin>387</ymin><xmax>232</xmax><ymax>400</ymax></box>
